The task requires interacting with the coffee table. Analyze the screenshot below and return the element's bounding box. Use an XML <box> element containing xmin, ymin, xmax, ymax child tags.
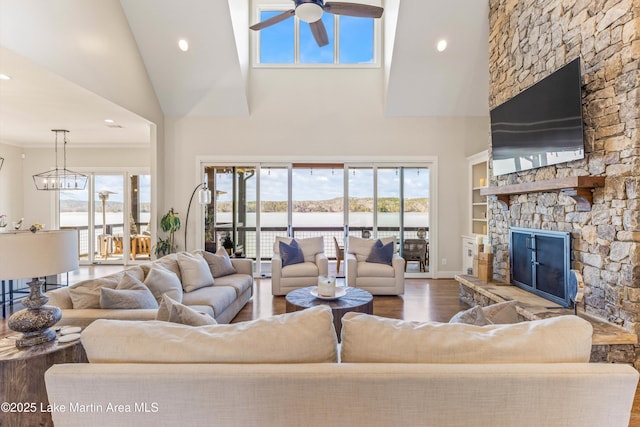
<box><xmin>285</xmin><ymin>286</ymin><xmax>373</xmax><ymax>340</ymax></box>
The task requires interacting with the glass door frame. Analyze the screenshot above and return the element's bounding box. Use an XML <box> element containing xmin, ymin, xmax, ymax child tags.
<box><xmin>55</xmin><ymin>167</ymin><xmax>151</xmax><ymax>266</ymax></box>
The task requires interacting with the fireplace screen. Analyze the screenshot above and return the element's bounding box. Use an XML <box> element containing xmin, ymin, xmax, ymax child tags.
<box><xmin>509</xmin><ymin>227</ymin><xmax>571</xmax><ymax>307</ymax></box>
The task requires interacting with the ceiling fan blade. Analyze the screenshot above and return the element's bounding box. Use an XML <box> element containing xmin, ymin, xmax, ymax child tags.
<box><xmin>250</xmin><ymin>9</ymin><xmax>295</xmax><ymax>31</ymax></box>
<box><xmin>309</xmin><ymin>20</ymin><xmax>329</xmax><ymax>47</ymax></box>
<box><xmin>323</xmin><ymin>2</ymin><xmax>384</xmax><ymax>18</ymax></box>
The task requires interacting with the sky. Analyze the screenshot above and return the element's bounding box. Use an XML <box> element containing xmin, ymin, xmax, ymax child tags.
<box><xmin>260</xmin><ymin>12</ymin><xmax>374</xmax><ymax>64</ymax></box>
<box><xmin>59</xmin><ymin>174</ymin><xmax>151</xmax><ymax>204</ymax></box>
<box><xmin>215</xmin><ymin>167</ymin><xmax>430</xmax><ymax>203</ymax></box>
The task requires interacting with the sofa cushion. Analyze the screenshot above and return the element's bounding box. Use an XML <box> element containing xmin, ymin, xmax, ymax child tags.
<box><xmin>156</xmin><ymin>294</ymin><xmax>217</xmax><ymax>326</ymax></box>
<box><xmin>366</xmin><ymin>239</ymin><xmax>394</xmax><ymax>265</ymax></box>
<box><xmin>68</xmin><ymin>273</ymin><xmax>123</xmax><ymax>309</ymax></box>
<box><xmin>81</xmin><ymin>305</ymin><xmax>338</xmax><ymax>363</ymax></box>
<box><xmin>177</xmin><ymin>251</ymin><xmax>214</xmax><ymax>292</ymax></box>
<box><xmin>144</xmin><ymin>265</ymin><xmax>183</xmax><ymax>303</ymax></box>
<box><xmin>99</xmin><ymin>273</ymin><xmax>158</xmax><ymax>310</ymax></box>
<box><xmin>349</xmin><ymin>236</ymin><xmax>395</xmax><ymax>262</ymax></box>
<box><xmin>275</xmin><ymin>236</ymin><xmax>324</xmax><ymax>263</ymax></box>
<box><xmin>212</xmin><ymin>274</ymin><xmax>252</xmax><ymax>297</ymax></box>
<box><xmin>199</xmin><ymin>249</ymin><xmax>237</xmax><ymax>278</ymax></box>
<box><xmin>180</xmin><ymin>285</ymin><xmax>237</xmax><ymax>318</ymax></box>
<box><xmin>144</xmin><ymin>253</ymin><xmax>182</xmax><ymax>281</ymax></box>
<box><xmin>281</xmin><ymin>261</ymin><xmax>319</xmax><ymax>278</ymax></box>
<box><xmin>449</xmin><ymin>305</ymin><xmax>491</xmax><ymax>325</ymax></box>
<box><xmin>357</xmin><ymin>261</ymin><xmax>395</xmax><ymax>278</ymax></box>
<box><xmin>340</xmin><ymin>312</ymin><xmax>593</xmax><ymax>364</ymax></box>
<box><xmin>482</xmin><ymin>300</ymin><xmax>520</xmax><ymax>324</ymax></box>
<box><xmin>279</xmin><ymin>239</ymin><xmax>304</xmax><ymax>267</ymax></box>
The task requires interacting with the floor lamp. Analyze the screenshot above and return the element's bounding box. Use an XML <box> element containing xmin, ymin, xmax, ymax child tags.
<box><xmin>0</xmin><ymin>230</ymin><xmax>79</xmax><ymax>347</ymax></box>
<box><xmin>184</xmin><ymin>174</ymin><xmax>212</xmax><ymax>250</ymax></box>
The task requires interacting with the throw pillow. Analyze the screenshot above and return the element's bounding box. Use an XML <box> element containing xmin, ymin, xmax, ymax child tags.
<box><xmin>177</xmin><ymin>251</ymin><xmax>214</xmax><ymax>292</ymax></box>
<box><xmin>144</xmin><ymin>265</ymin><xmax>183</xmax><ymax>303</ymax></box>
<box><xmin>198</xmin><ymin>249</ymin><xmax>237</xmax><ymax>278</ymax></box>
<box><xmin>279</xmin><ymin>239</ymin><xmax>305</xmax><ymax>267</ymax></box>
<box><xmin>366</xmin><ymin>239</ymin><xmax>394</xmax><ymax>265</ymax></box>
<box><xmin>449</xmin><ymin>305</ymin><xmax>491</xmax><ymax>325</ymax></box>
<box><xmin>99</xmin><ymin>273</ymin><xmax>159</xmax><ymax>309</ymax></box>
<box><xmin>82</xmin><ymin>305</ymin><xmax>338</xmax><ymax>364</ymax></box>
<box><xmin>68</xmin><ymin>274</ymin><xmax>122</xmax><ymax>309</ymax></box>
<box><xmin>340</xmin><ymin>312</ymin><xmax>593</xmax><ymax>364</ymax></box>
<box><xmin>156</xmin><ymin>294</ymin><xmax>217</xmax><ymax>326</ymax></box>
<box><xmin>482</xmin><ymin>300</ymin><xmax>520</xmax><ymax>324</ymax></box>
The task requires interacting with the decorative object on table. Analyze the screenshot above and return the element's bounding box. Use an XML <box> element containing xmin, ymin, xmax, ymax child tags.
<box><xmin>0</xmin><ymin>214</ymin><xmax>7</xmax><ymax>229</ymax></box>
<box><xmin>29</xmin><ymin>223</ymin><xmax>44</xmax><ymax>233</ymax></box>
<box><xmin>154</xmin><ymin>208</ymin><xmax>181</xmax><ymax>256</ymax></box>
<box><xmin>317</xmin><ymin>275</ymin><xmax>337</xmax><ymax>298</ymax></box>
<box><xmin>13</xmin><ymin>218</ymin><xmax>23</xmax><ymax>230</ymax></box>
<box><xmin>311</xmin><ymin>286</ymin><xmax>346</xmax><ymax>300</ymax></box>
<box><xmin>32</xmin><ymin>129</ymin><xmax>88</xmax><ymax>190</ymax></box>
<box><xmin>222</xmin><ymin>232</ymin><xmax>234</xmax><ymax>255</ymax></box>
<box><xmin>0</xmin><ymin>229</ymin><xmax>79</xmax><ymax>347</ymax></box>
<box><xmin>184</xmin><ymin>173</ymin><xmax>212</xmax><ymax>251</ymax></box>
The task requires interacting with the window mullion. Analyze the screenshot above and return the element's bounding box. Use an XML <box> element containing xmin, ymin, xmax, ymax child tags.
<box><xmin>335</xmin><ymin>15</ymin><xmax>339</xmax><ymax>64</ymax></box>
<box><xmin>294</xmin><ymin>17</ymin><xmax>300</xmax><ymax>64</ymax></box>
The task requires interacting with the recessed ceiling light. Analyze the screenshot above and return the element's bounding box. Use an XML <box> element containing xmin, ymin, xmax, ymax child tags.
<box><xmin>0</xmin><ymin>73</ymin><xmax>11</xmax><ymax>80</ymax></box>
<box><xmin>104</xmin><ymin>119</ymin><xmax>115</xmax><ymax>124</ymax></box>
<box><xmin>178</xmin><ymin>39</ymin><xmax>189</xmax><ymax>52</ymax></box>
<box><xmin>437</xmin><ymin>39</ymin><xmax>448</xmax><ymax>52</ymax></box>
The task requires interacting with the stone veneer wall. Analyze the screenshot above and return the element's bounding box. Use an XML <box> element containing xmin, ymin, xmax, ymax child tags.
<box><xmin>488</xmin><ymin>0</ymin><xmax>640</xmax><ymax>334</ymax></box>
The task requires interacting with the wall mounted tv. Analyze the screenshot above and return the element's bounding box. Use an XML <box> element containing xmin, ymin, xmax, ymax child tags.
<box><xmin>490</xmin><ymin>57</ymin><xmax>585</xmax><ymax>176</ymax></box>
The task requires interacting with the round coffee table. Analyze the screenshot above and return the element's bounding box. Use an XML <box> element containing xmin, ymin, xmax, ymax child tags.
<box><xmin>285</xmin><ymin>286</ymin><xmax>373</xmax><ymax>340</ymax></box>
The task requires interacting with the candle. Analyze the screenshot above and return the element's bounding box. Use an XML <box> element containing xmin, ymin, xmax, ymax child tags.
<box><xmin>479</xmin><ymin>177</ymin><xmax>486</xmax><ymax>187</ymax></box>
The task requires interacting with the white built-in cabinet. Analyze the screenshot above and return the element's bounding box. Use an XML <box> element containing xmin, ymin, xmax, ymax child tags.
<box><xmin>462</xmin><ymin>151</ymin><xmax>488</xmax><ymax>275</ymax></box>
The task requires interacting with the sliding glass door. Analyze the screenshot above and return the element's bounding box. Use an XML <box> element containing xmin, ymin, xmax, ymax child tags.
<box><xmin>201</xmin><ymin>162</ymin><xmax>432</xmax><ymax>277</ymax></box>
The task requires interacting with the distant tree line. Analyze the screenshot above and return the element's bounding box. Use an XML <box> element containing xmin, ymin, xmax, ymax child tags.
<box><xmin>214</xmin><ymin>197</ymin><xmax>428</xmax><ymax>213</ymax></box>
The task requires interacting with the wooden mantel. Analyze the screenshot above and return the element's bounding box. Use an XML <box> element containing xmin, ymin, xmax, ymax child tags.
<box><xmin>480</xmin><ymin>176</ymin><xmax>606</xmax><ymax>211</ymax></box>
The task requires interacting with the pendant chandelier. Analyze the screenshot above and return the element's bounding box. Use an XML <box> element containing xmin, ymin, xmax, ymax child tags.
<box><xmin>32</xmin><ymin>129</ymin><xmax>88</xmax><ymax>191</ymax></box>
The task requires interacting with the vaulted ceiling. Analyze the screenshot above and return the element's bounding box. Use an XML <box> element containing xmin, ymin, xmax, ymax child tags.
<box><xmin>0</xmin><ymin>0</ymin><xmax>489</xmax><ymax>146</ymax></box>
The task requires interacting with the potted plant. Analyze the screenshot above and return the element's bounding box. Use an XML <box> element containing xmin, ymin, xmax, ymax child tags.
<box><xmin>154</xmin><ymin>208</ymin><xmax>181</xmax><ymax>256</ymax></box>
<box><xmin>221</xmin><ymin>232</ymin><xmax>234</xmax><ymax>255</ymax></box>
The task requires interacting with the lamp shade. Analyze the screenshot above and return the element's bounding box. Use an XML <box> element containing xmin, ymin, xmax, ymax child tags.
<box><xmin>0</xmin><ymin>230</ymin><xmax>79</xmax><ymax>280</ymax></box>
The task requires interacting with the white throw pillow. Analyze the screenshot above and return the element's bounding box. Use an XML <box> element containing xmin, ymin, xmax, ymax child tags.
<box><xmin>99</xmin><ymin>272</ymin><xmax>158</xmax><ymax>309</ymax></box>
<box><xmin>340</xmin><ymin>312</ymin><xmax>593</xmax><ymax>364</ymax></box>
<box><xmin>156</xmin><ymin>294</ymin><xmax>217</xmax><ymax>326</ymax></box>
<box><xmin>144</xmin><ymin>265</ymin><xmax>184</xmax><ymax>303</ymax></box>
<box><xmin>449</xmin><ymin>305</ymin><xmax>491</xmax><ymax>325</ymax></box>
<box><xmin>482</xmin><ymin>300</ymin><xmax>520</xmax><ymax>324</ymax></box>
<box><xmin>177</xmin><ymin>251</ymin><xmax>214</xmax><ymax>292</ymax></box>
<box><xmin>81</xmin><ymin>305</ymin><xmax>338</xmax><ymax>363</ymax></box>
<box><xmin>197</xmin><ymin>248</ymin><xmax>237</xmax><ymax>277</ymax></box>
<box><xmin>68</xmin><ymin>274</ymin><xmax>122</xmax><ymax>309</ymax></box>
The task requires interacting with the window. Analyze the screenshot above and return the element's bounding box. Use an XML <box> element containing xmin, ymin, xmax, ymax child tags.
<box><xmin>255</xmin><ymin>8</ymin><xmax>378</xmax><ymax>66</ymax></box>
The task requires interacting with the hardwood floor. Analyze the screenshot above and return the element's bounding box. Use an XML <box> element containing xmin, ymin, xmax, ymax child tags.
<box><xmin>2</xmin><ymin>267</ymin><xmax>639</xmax><ymax>426</ymax></box>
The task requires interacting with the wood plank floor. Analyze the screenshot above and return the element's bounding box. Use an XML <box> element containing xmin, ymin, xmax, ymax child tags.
<box><xmin>1</xmin><ymin>266</ymin><xmax>639</xmax><ymax>426</ymax></box>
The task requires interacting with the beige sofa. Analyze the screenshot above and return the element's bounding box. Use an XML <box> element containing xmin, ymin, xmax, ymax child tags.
<box><xmin>45</xmin><ymin>307</ymin><xmax>638</xmax><ymax>427</ymax></box>
<box><xmin>46</xmin><ymin>252</ymin><xmax>253</xmax><ymax>326</ymax></box>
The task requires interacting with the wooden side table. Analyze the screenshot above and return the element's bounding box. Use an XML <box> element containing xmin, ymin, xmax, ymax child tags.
<box><xmin>285</xmin><ymin>286</ymin><xmax>373</xmax><ymax>340</ymax></box>
<box><xmin>0</xmin><ymin>334</ymin><xmax>87</xmax><ymax>427</ymax></box>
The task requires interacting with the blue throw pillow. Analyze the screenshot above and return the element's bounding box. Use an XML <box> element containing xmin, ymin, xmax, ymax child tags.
<box><xmin>366</xmin><ymin>239</ymin><xmax>394</xmax><ymax>265</ymax></box>
<box><xmin>279</xmin><ymin>239</ymin><xmax>305</xmax><ymax>267</ymax></box>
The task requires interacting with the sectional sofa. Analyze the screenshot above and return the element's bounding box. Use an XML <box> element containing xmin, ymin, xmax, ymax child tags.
<box><xmin>46</xmin><ymin>250</ymin><xmax>253</xmax><ymax>326</ymax></box>
<box><xmin>45</xmin><ymin>306</ymin><xmax>638</xmax><ymax>427</ymax></box>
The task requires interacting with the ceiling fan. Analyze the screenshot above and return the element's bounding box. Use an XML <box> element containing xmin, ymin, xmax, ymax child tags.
<box><xmin>250</xmin><ymin>0</ymin><xmax>384</xmax><ymax>47</ymax></box>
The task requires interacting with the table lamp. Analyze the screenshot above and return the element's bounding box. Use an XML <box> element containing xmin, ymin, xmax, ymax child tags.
<box><xmin>0</xmin><ymin>230</ymin><xmax>78</xmax><ymax>347</ymax></box>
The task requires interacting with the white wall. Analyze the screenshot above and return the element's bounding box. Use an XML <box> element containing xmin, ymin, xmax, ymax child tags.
<box><xmin>0</xmin><ymin>143</ymin><xmax>25</xmax><ymax>226</ymax></box>
<box><xmin>19</xmin><ymin>147</ymin><xmax>150</xmax><ymax>228</ymax></box>
<box><xmin>165</xmin><ymin>68</ymin><xmax>490</xmax><ymax>275</ymax></box>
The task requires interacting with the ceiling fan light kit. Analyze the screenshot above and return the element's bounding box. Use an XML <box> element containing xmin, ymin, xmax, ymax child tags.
<box><xmin>250</xmin><ymin>0</ymin><xmax>384</xmax><ymax>47</ymax></box>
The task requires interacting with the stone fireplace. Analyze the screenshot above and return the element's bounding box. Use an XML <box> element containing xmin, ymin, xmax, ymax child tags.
<box><xmin>488</xmin><ymin>0</ymin><xmax>640</xmax><ymax>340</ymax></box>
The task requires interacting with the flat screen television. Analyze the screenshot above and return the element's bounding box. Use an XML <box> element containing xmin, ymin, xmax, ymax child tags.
<box><xmin>490</xmin><ymin>57</ymin><xmax>585</xmax><ymax>176</ymax></box>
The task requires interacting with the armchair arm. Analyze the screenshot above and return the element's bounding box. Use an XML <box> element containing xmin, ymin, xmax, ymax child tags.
<box><xmin>315</xmin><ymin>252</ymin><xmax>328</xmax><ymax>277</ymax></box>
<box><xmin>346</xmin><ymin>253</ymin><xmax>358</xmax><ymax>287</ymax></box>
<box><xmin>392</xmin><ymin>254</ymin><xmax>405</xmax><ymax>293</ymax></box>
<box><xmin>271</xmin><ymin>254</ymin><xmax>283</xmax><ymax>294</ymax></box>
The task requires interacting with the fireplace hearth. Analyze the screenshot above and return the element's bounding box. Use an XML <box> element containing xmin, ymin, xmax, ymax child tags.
<box><xmin>509</xmin><ymin>227</ymin><xmax>571</xmax><ymax>307</ymax></box>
